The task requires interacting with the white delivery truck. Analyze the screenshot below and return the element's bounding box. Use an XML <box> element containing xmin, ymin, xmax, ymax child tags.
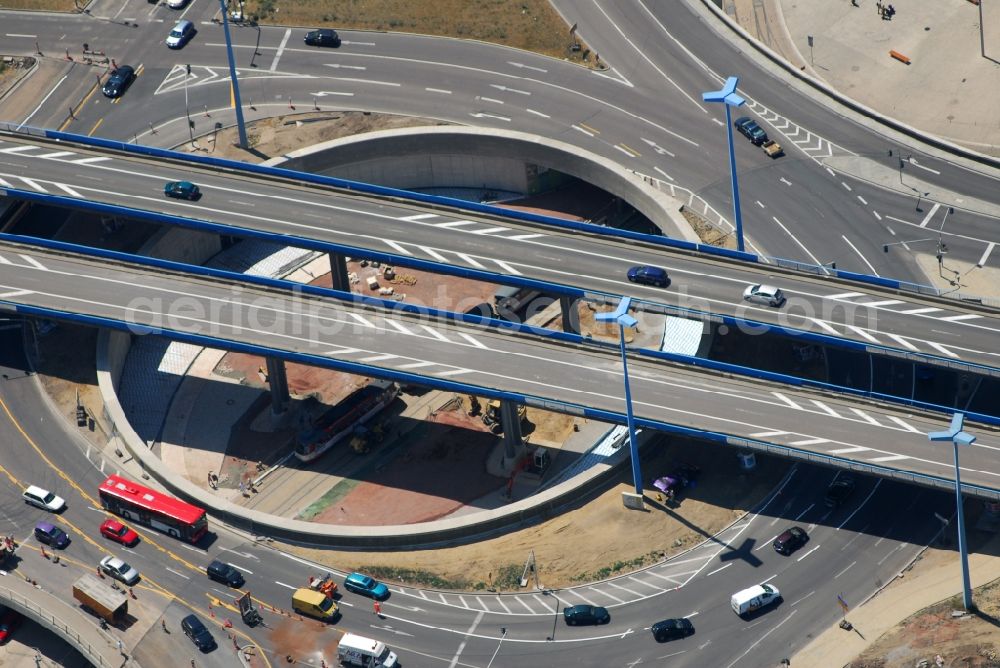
<box><xmin>337</xmin><ymin>633</ymin><xmax>399</xmax><ymax>667</ymax></box>
<box><xmin>730</xmin><ymin>583</ymin><xmax>781</xmax><ymax>617</ymax></box>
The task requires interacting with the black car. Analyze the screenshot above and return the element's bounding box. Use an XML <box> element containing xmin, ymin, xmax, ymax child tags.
<box><xmin>651</xmin><ymin>617</ymin><xmax>694</xmax><ymax>641</ymax></box>
<box><xmin>626</xmin><ymin>265</ymin><xmax>670</xmax><ymax>288</ymax></box>
<box><xmin>304</xmin><ymin>28</ymin><xmax>341</xmax><ymax>47</ymax></box>
<box><xmin>181</xmin><ymin>614</ymin><xmax>216</xmax><ymax>652</ymax></box>
<box><xmin>734</xmin><ymin>116</ymin><xmax>768</xmax><ymax>145</ymax></box>
<box><xmin>773</xmin><ymin>526</ymin><xmax>809</xmax><ymax>555</ymax></box>
<box><xmin>102</xmin><ymin>65</ymin><xmax>136</xmax><ymax>98</ymax></box>
<box><xmin>825</xmin><ymin>476</ymin><xmax>856</xmax><ymax>508</ymax></box>
<box><xmin>563</xmin><ymin>604</ymin><xmax>610</xmax><ymax>625</ymax></box>
<box><xmin>163</xmin><ymin>180</ymin><xmax>201</xmax><ymax>200</ymax></box>
<box><xmin>206</xmin><ymin>559</ymin><xmax>244</xmax><ymax>588</ymax></box>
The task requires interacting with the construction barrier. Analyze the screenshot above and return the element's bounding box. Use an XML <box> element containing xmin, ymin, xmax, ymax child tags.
<box><xmin>889</xmin><ymin>50</ymin><xmax>912</xmax><ymax>65</ymax></box>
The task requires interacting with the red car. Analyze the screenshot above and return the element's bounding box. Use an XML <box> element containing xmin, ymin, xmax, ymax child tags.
<box><xmin>100</xmin><ymin>519</ymin><xmax>139</xmax><ymax>546</ymax></box>
<box><xmin>0</xmin><ymin>607</ymin><xmax>22</xmax><ymax>643</ymax></box>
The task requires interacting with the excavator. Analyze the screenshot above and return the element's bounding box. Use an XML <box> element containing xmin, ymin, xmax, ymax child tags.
<box><xmin>481</xmin><ymin>399</ymin><xmax>527</xmax><ymax>435</ymax></box>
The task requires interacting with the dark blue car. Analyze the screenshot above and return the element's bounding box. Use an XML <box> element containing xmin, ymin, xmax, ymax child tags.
<box><xmin>627</xmin><ymin>265</ymin><xmax>670</xmax><ymax>288</ymax></box>
<box><xmin>164</xmin><ymin>181</ymin><xmax>201</xmax><ymax>200</ymax></box>
<box><xmin>34</xmin><ymin>521</ymin><xmax>70</xmax><ymax>549</ymax></box>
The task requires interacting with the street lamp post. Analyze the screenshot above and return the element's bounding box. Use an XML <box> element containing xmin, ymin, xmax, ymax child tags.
<box><xmin>928</xmin><ymin>413</ymin><xmax>976</xmax><ymax>610</ymax></box>
<box><xmin>485</xmin><ymin>627</ymin><xmax>507</xmax><ymax>668</ymax></box>
<box><xmin>218</xmin><ymin>0</ymin><xmax>249</xmax><ymax>149</ymax></box>
<box><xmin>702</xmin><ymin>76</ymin><xmax>747</xmax><ymax>252</ymax></box>
<box><xmin>595</xmin><ymin>297</ymin><xmax>643</xmax><ymax>498</ymax></box>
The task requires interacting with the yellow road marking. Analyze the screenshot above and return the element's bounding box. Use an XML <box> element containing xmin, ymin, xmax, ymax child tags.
<box><xmin>59</xmin><ymin>77</ymin><xmax>102</xmax><ymax>131</ymax></box>
<box><xmin>618</xmin><ymin>143</ymin><xmax>641</xmax><ymax>157</ymax></box>
<box><xmin>88</xmin><ymin>118</ymin><xmax>104</xmax><ymax>136</ymax></box>
<box><xmin>578</xmin><ymin>122</ymin><xmax>600</xmax><ymax>135</ymax></box>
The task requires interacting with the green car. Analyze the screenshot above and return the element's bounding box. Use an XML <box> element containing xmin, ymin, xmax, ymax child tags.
<box><xmin>164</xmin><ymin>181</ymin><xmax>201</xmax><ymax>200</ymax></box>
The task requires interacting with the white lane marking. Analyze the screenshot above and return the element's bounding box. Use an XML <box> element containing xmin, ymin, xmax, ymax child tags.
<box><xmin>21</xmin><ymin>177</ymin><xmax>48</xmax><ymax>193</ymax></box>
<box><xmin>275</xmin><ymin>581</ymin><xmax>297</xmax><ymax>590</ymax></box>
<box><xmin>572</xmin><ymin>124</ymin><xmax>594</xmax><ymax>137</ymax></box>
<box><xmin>0</xmin><ymin>289</ymin><xmax>32</xmax><ymax>298</ymax></box>
<box><xmin>939</xmin><ymin>314</ymin><xmax>980</xmax><ymax>322</ymax></box>
<box><xmin>846</xmin><ymin>325</ymin><xmax>879</xmax><ymax>343</ymax></box>
<box><xmin>771</xmin><ymin>392</ymin><xmax>800</xmax><ymax>409</ymax></box>
<box><xmin>166</xmin><ymin>567</ymin><xmax>190</xmax><ymax>579</ymax></box>
<box><xmin>383</xmin><ymin>240</ymin><xmax>413</xmax><ymax>256</ymax></box>
<box><xmin>869</xmin><ymin>454</ymin><xmax>909</xmax><ymax>463</ymax></box>
<box><xmin>850</xmin><ymin>408</ymin><xmax>879</xmax><ymax>425</ymax></box>
<box><xmin>434</xmin><ymin>220</ymin><xmax>477</xmax><ymax>228</ymax></box>
<box><xmin>887</xmin><ymin>416</ymin><xmax>920</xmax><ymax>433</ymax></box>
<box><xmin>469</xmin><ymin>112</ymin><xmax>510</xmax><ymax>122</ymax></box>
<box><xmin>789</xmin><ymin>438</ymin><xmax>830</xmax><ymax>446</ymax></box>
<box><xmin>705</xmin><ymin>563</ymin><xmax>732</xmax><ymax>577</ymax></box>
<box><xmin>828</xmin><ymin>446</ymin><xmax>869</xmax><ymax>454</ymax></box>
<box><xmin>588</xmin><ymin>586</ymin><xmax>624</xmax><ymax>604</ymax></box>
<box><xmin>872</xmin><ymin>210</ymin><xmax>882</xmax><ymax>220</ymax></box>
<box><xmin>515</xmin><ymin>597</ymin><xmax>533</xmax><ymax>613</ymax></box>
<box><xmin>494</xmin><ymin>596</ymin><xmax>512</xmax><ymax>614</ymax></box>
<box><xmin>5</xmin><ymin>33</ymin><xmax>37</xmax><ymax>37</ymax></box>
<box><xmin>918</xmin><ymin>202</ymin><xmax>941</xmax><ymax>228</ymax></box>
<box><xmin>836</xmin><ymin>480</ymin><xmax>883</xmax><ymax>530</ymax></box>
<box><xmin>349</xmin><ymin>313</ymin><xmax>374</xmax><ymax>328</ymax></box>
<box><xmin>531</xmin><ymin>594</ymin><xmax>554</xmax><ymax>614</ymax></box>
<box><xmin>478</xmin><ymin>96</ymin><xmax>504</xmax><ymax>104</ymax></box>
<box><xmin>809</xmin><ymin>318</ymin><xmax>840</xmax><ymax>335</ymax></box>
<box><xmin>227</xmin><ymin>563</ymin><xmax>253</xmax><ymax>574</ymax></box>
<box><xmin>901</xmin><ymin>307</ymin><xmax>940</xmax><ymax>314</ymax></box>
<box><xmin>17</xmin><ymin>73</ymin><xmax>70</xmax><ymax>131</ymax></box>
<box><xmin>653</xmin><ymin>165</ymin><xmax>674</xmax><ymax>181</ymax></box>
<box><xmin>426</xmin><ymin>87</ymin><xmax>452</xmax><ymax>94</ymax></box>
<box><xmin>794</xmin><ymin>503</ymin><xmax>814</xmax><ymax>520</ymax></box>
<box><xmin>841</xmin><ymin>182</ymin><xmax>852</xmax><ymax>191</ymax></box>
<box><xmin>447</xmin><ymin>610</ymin><xmax>482</xmax><ymax>668</ymax></box>
<box><xmin>270</xmin><ymin>28</ymin><xmax>291</xmax><ymax>72</ymax></box>
<box><xmin>470</xmin><ymin>226</ymin><xmax>510</xmax><ymax>235</ymax></box>
<box><xmin>885</xmin><ymin>333</ymin><xmax>919</xmax><ymax>351</ymax></box>
<box><xmin>827</xmin><ymin>292</ymin><xmax>865</xmax><ymax>300</ymax></box>
<box><xmin>606</xmin><ymin>580</ymin><xmax>643</xmax><ymax>597</ymax></box>
<box><xmin>458</xmin><ymin>333</ymin><xmax>487</xmax><ymax>349</ymax></box>
<box><xmin>723</xmin><ymin>609</ymin><xmax>798</xmax><ymax>668</ymax></box>
<box><xmin>420</xmin><ymin>325</ymin><xmax>450</xmax><ymax>342</ymax></box>
<box><xmin>526</xmin><ymin>108</ymin><xmax>550</xmax><ymax>118</ymax></box>
<box><xmin>72</xmin><ymin>157</ymin><xmax>111</xmax><ymax>165</ymax></box>
<box><xmin>627</xmin><ymin>575</ymin><xmax>664</xmax><ymax>592</ymax></box>
<box><xmin>750</xmin><ymin>430</ymin><xmax>789</xmax><ymax>438</ymax></box>
<box><xmin>811</xmin><ymin>401</ymin><xmax>840</xmax><ymax>417</ymax></box>
<box><xmin>383</xmin><ymin>319</ymin><xmax>411</xmax><ymax>335</ymax></box>
<box><xmin>493</xmin><ymin>259</ymin><xmax>521</xmax><ymax>275</ymax></box>
<box><xmin>978</xmin><ymin>242</ymin><xmax>996</xmax><ymax>267</ymax></box>
<box><xmin>19</xmin><ymin>255</ymin><xmax>46</xmax><ymax>270</ymax></box>
<box><xmin>0</xmin><ymin>146</ymin><xmax>36</xmax><ymax>154</ymax></box>
<box><xmin>359</xmin><ymin>354</ymin><xmax>397</xmax><ymax>363</ymax></box>
<box><xmin>456</xmin><ymin>253</ymin><xmax>485</xmax><ymax>269</ymax></box>
<box><xmin>417</xmin><ymin>246</ymin><xmax>448</xmax><ymax>263</ymax></box>
<box><xmin>35</xmin><ymin>151</ymin><xmax>75</xmax><ymax>159</ymax></box>
<box><xmin>860</xmin><ymin>299</ymin><xmax>903</xmax><ymax>307</ymax></box>
<box><xmin>506</xmin><ymin>233</ymin><xmax>544</xmax><ymax>241</ymax></box>
<box><xmin>0</xmin><ymin>177</ymin><xmax>12</xmax><ymax>188</ymax></box>
<box><xmin>397</xmin><ymin>361</ymin><xmax>435</xmax><ymax>369</ymax></box>
<box><xmin>756</xmin><ymin>201</ymin><xmax>765</xmax><ymax>209</ymax></box>
<box><xmin>796</xmin><ymin>545</ymin><xmax>820</xmax><ymax>562</ymax></box>
<box><xmin>56</xmin><ymin>183</ymin><xmax>82</xmax><ymax>198</ymax></box>
<box><xmin>790</xmin><ymin>591</ymin><xmax>816</xmax><ymax>606</ymax></box>
<box><xmin>926</xmin><ymin>341</ymin><xmax>959</xmax><ymax>358</ymax></box>
<box><xmin>400</xmin><ymin>213</ymin><xmax>437</xmax><ymax>221</ymax></box>
<box><xmin>841</xmin><ymin>235</ymin><xmax>879</xmax><ymax>276</ymax></box>
<box><xmin>771</xmin><ymin>216</ymin><xmax>825</xmax><ymax>267</ymax></box>
<box><xmin>435</xmin><ymin>368</ymin><xmax>469</xmax><ymax>377</ymax></box>
<box><xmin>507</xmin><ymin>60</ymin><xmax>547</xmax><ymax>72</ymax></box>
<box><xmin>857</xmin><ymin>195</ymin><xmax>867</xmax><ymax>205</ymax></box>
<box><xmin>833</xmin><ymin>561</ymin><xmax>856</xmax><ymax>579</ymax></box>
<box><xmin>490</xmin><ymin>83</ymin><xmax>530</xmax><ymax>95</ymax></box>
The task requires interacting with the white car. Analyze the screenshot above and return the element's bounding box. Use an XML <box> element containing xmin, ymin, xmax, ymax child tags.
<box><xmin>22</xmin><ymin>485</ymin><xmax>66</xmax><ymax>512</ymax></box>
<box><xmin>166</xmin><ymin>0</ymin><xmax>188</xmax><ymax>8</ymax></box>
<box><xmin>99</xmin><ymin>556</ymin><xmax>141</xmax><ymax>586</ymax></box>
<box><xmin>742</xmin><ymin>284</ymin><xmax>786</xmax><ymax>307</ymax></box>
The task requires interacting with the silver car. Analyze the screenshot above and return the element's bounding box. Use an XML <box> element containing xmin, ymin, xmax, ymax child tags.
<box><xmin>742</xmin><ymin>284</ymin><xmax>786</xmax><ymax>307</ymax></box>
<box><xmin>99</xmin><ymin>556</ymin><xmax>140</xmax><ymax>586</ymax></box>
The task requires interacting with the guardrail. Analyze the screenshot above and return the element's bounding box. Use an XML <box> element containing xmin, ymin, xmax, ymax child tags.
<box><xmin>6</xmin><ymin>232</ymin><xmax>1000</xmax><ymax>422</ymax></box>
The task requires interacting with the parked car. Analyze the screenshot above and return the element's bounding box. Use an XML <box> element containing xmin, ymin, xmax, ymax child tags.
<box><xmin>304</xmin><ymin>28</ymin><xmax>341</xmax><ymax>47</ymax></box>
<box><xmin>653</xmin><ymin>462</ymin><xmax>701</xmax><ymax>496</ymax></box>
<box><xmin>734</xmin><ymin>116</ymin><xmax>768</xmax><ymax>145</ymax></box>
<box><xmin>165</xmin><ymin>19</ymin><xmax>195</xmax><ymax>49</ymax></box>
<box><xmin>34</xmin><ymin>521</ymin><xmax>70</xmax><ymax>549</ymax></box>
<box><xmin>773</xmin><ymin>526</ymin><xmax>809</xmax><ymax>555</ymax></box>
<box><xmin>22</xmin><ymin>485</ymin><xmax>65</xmax><ymax>512</ymax></box>
<box><xmin>166</xmin><ymin>0</ymin><xmax>188</xmax><ymax>7</ymax></box>
<box><xmin>206</xmin><ymin>560</ymin><xmax>245</xmax><ymax>588</ymax></box>
<box><xmin>563</xmin><ymin>604</ymin><xmax>610</xmax><ymax>625</ymax></box>
<box><xmin>99</xmin><ymin>556</ymin><xmax>140</xmax><ymax>586</ymax></box>
<box><xmin>102</xmin><ymin>65</ymin><xmax>135</xmax><ymax>98</ymax></box>
<box><xmin>164</xmin><ymin>180</ymin><xmax>201</xmax><ymax>200</ymax></box>
<box><xmin>344</xmin><ymin>572</ymin><xmax>389</xmax><ymax>600</ymax></box>
<box><xmin>100</xmin><ymin>519</ymin><xmax>139</xmax><ymax>547</ymax></box>
<box><xmin>651</xmin><ymin>617</ymin><xmax>694</xmax><ymax>641</ymax></box>
<box><xmin>742</xmin><ymin>283</ymin><xmax>786</xmax><ymax>307</ymax></box>
<box><xmin>0</xmin><ymin>607</ymin><xmax>22</xmax><ymax>644</ymax></box>
<box><xmin>626</xmin><ymin>265</ymin><xmax>670</xmax><ymax>288</ymax></box>
<box><xmin>181</xmin><ymin>614</ymin><xmax>217</xmax><ymax>652</ymax></box>
<box><xmin>825</xmin><ymin>476</ymin><xmax>856</xmax><ymax>508</ymax></box>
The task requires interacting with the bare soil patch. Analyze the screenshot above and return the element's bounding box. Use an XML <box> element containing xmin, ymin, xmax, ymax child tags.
<box><xmin>0</xmin><ymin>0</ymin><xmax>75</xmax><ymax>11</ymax></box>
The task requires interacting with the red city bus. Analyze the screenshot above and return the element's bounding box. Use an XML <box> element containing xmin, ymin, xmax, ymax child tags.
<box><xmin>98</xmin><ymin>474</ymin><xmax>208</xmax><ymax>543</ymax></box>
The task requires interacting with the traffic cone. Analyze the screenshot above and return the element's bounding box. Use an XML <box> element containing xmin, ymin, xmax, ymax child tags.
<box><xmin>223</xmin><ymin>619</ymin><xmax>232</xmax><ymax>628</ymax></box>
<box><xmin>208</xmin><ymin>603</ymin><xmax>214</xmax><ymax>618</ymax></box>
<box><xmin>129</xmin><ymin>588</ymin><xmax>136</xmax><ymax>599</ymax></box>
<box><xmin>97</xmin><ymin>566</ymin><xmax>105</xmax><ymax>579</ymax></box>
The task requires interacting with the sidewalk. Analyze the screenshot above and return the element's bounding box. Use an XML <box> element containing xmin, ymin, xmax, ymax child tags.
<box><xmin>731</xmin><ymin>0</ymin><xmax>1000</xmax><ymax>155</ymax></box>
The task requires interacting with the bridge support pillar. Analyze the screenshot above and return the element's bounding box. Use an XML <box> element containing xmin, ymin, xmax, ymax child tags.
<box><xmin>265</xmin><ymin>357</ymin><xmax>290</xmax><ymax>427</ymax></box>
<box><xmin>559</xmin><ymin>296</ymin><xmax>580</xmax><ymax>334</ymax></box>
<box><xmin>329</xmin><ymin>252</ymin><xmax>351</xmax><ymax>293</ymax></box>
<box><xmin>501</xmin><ymin>400</ymin><xmax>524</xmax><ymax>460</ymax></box>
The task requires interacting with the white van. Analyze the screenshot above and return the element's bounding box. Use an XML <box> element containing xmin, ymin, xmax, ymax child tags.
<box><xmin>337</xmin><ymin>633</ymin><xmax>398</xmax><ymax>667</ymax></box>
<box><xmin>731</xmin><ymin>583</ymin><xmax>781</xmax><ymax>617</ymax></box>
